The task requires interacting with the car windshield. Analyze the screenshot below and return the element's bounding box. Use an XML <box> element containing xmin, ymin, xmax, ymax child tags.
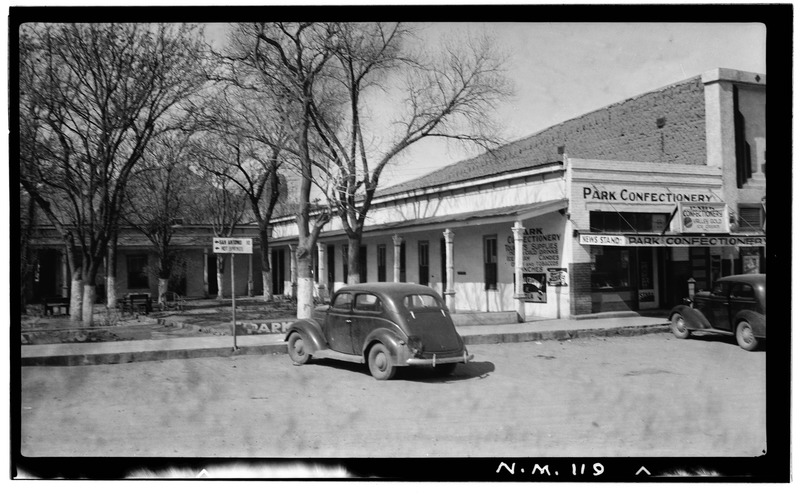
<box><xmin>403</xmin><ymin>294</ymin><xmax>442</xmax><ymax>310</ymax></box>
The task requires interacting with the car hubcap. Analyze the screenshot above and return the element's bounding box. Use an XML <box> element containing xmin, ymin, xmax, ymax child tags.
<box><xmin>675</xmin><ymin>316</ymin><xmax>685</xmax><ymax>333</ymax></box>
<box><xmin>374</xmin><ymin>352</ymin><xmax>387</xmax><ymax>371</ymax></box>
<box><xmin>741</xmin><ymin>324</ymin><xmax>753</xmax><ymax>344</ymax></box>
<box><xmin>293</xmin><ymin>339</ymin><xmax>304</xmax><ymax>356</ymax></box>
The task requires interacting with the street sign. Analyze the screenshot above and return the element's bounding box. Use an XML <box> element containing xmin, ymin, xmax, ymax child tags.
<box><xmin>213</xmin><ymin>237</ymin><xmax>253</xmax><ymax>254</ymax></box>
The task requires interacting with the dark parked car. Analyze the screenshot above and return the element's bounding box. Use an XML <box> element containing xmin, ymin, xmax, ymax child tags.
<box><xmin>668</xmin><ymin>274</ymin><xmax>766</xmax><ymax>351</ymax></box>
<box><xmin>285</xmin><ymin>283</ymin><xmax>474</xmax><ymax>380</ymax></box>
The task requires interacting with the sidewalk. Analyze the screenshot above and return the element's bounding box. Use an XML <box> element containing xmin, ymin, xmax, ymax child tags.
<box><xmin>20</xmin><ymin>309</ymin><xmax>670</xmax><ymax>366</ymax></box>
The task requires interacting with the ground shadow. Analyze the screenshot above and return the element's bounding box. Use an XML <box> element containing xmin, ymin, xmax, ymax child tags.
<box><xmin>687</xmin><ymin>331</ymin><xmax>767</xmax><ymax>352</ymax></box>
<box><xmin>305</xmin><ymin>358</ymin><xmax>496</xmax><ymax>382</ymax></box>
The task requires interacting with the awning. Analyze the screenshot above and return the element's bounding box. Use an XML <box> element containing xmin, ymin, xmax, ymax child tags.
<box><xmin>274</xmin><ymin>199</ymin><xmax>569</xmax><ymax>243</ymax></box>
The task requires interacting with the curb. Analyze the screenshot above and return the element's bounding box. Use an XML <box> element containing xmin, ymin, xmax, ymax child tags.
<box><xmin>20</xmin><ymin>323</ymin><xmax>669</xmax><ymax>367</ymax></box>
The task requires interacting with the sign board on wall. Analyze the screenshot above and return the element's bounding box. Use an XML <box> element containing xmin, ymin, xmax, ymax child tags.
<box><xmin>522</xmin><ymin>273</ymin><xmax>547</xmax><ymax>303</ymax></box>
<box><xmin>213</xmin><ymin>237</ymin><xmax>253</xmax><ymax>254</ymax></box>
<box><xmin>505</xmin><ymin>228</ymin><xmax>561</xmax><ymax>271</ymax></box>
<box><xmin>547</xmin><ymin>267</ymin><xmax>568</xmax><ymax>287</ymax></box>
<box><xmin>578</xmin><ymin>234</ymin><xmax>765</xmax><ymax>247</ymax></box>
<box><xmin>679</xmin><ymin>202</ymin><xmax>729</xmax><ymax>234</ymax></box>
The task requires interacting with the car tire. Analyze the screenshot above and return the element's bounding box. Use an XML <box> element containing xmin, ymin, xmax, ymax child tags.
<box><xmin>368</xmin><ymin>343</ymin><xmax>396</xmax><ymax>380</ymax></box>
<box><xmin>433</xmin><ymin>363</ymin><xmax>457</xmax><ymax>376</ymax></box>
<box><xmin>735</xmin><ymin>320</ymin><xmax>759</xmax><ymax>351</ymax></box>
<box><xmin>670</xmin><ymin>313</ymin><xmax>690</xmax><ymax>339</ymax></box>
<box><xmin>287</xmin><ymin>332</ymin><xmax>311</xmax><ymax>365</ymax></box>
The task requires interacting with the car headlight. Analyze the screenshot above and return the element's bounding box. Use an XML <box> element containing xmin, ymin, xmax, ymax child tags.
<box><xmin>407</xmin><ymin>336</ymin><xmax>424</xmax><ymax>356</ymax></box>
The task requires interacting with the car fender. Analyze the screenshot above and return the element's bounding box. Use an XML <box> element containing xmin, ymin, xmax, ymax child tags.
<box><xmin>361</xmin><ymin>327</ymin><xmax>412</xmax><ymax>366</ymax></box>
<box><xmin>734</xmin><ymin>310</ymin><xmax>766</xmax><ymax>338</ymax></box>
<box><xmin>668</xmin><ymin>305</ymin><xmax>712</xmax><ymax>330</ymax></box>
<box><xmin>284</xmin><ymin>319</ymin><xmax>328</xmax><ymax>353</ymax></box>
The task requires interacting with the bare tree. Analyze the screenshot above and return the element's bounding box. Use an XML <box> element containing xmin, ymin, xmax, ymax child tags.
<box><xmin>18</xmin><ymin>23</ymin><xmax>208</xmax><ymax>325</ymax></box>
<box><xmin>229</xmin><ymin>22</ymin><xmax>340</xmax><ymax>318</ymax></box>
<box><xmin>123</xmin><ymin>131</ymin><xmax>197</xmax><ymax>305</ymax></box>
<box><xmin>189</xmin><ymin>81</ymin><xmax>290</xmax><ymax>302</ymax></box>
<box><xmin>312</xmin><ymin>23</ymin><xmax>514</xmax><ymax>283</ymax></box>
<box><xmin>190</xmin><ymin>139</ymin><xmax>250</xmax><ymax>300</ymax></box>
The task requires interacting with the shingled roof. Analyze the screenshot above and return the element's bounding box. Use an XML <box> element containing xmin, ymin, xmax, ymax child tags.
<box><xmin>377</xmin><ymin>74</ymin><xmax>706</xmax><ymax>199</ymax></box>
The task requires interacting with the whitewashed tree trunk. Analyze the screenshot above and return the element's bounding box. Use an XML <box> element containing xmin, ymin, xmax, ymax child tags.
<box><xmin>158</xmin><ymin>278</ymin><xmax>169</xmax><ymax>306</ymax></box>
<box><xmin>106</xmin><ymin>276</ymin><xmax>117</xmax><ymax>309</ymax></box>
<box><xmin>82</xmin><ymin>285</ymin><xmax>96</xmax><ymax>326</ymax></box>
<box><xmin>297</xmin><ymin>277</ymin><xmax>315</xmax><ymax>319</ymax></box>
<box><xmin>70</xmin><ymin>279</ymin><xmax>83</xmax><ymax>321</ymax></box>
<box><xmin>262</xmin><ymin>270</ymin><xmax>272</xmax><ymax>302</ymax></box>
<box><xmin>216</xmin><ymin>261</ymin><xmax>225</xmax><ymax>300</ymax></box>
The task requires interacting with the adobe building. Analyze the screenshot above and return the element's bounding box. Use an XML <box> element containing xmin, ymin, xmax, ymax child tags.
<box><xmin>26</xmin><ymin>68</ymin><xmax>766</xmax><ymax>320</ymax></box>
<box><xmin>269</xmin><ymin>68</ymin><xmax>766</xmax><ymax>319</ymax></box>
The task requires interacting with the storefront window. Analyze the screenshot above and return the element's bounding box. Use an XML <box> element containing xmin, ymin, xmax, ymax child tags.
<box><xmin>590</xmin><ymin>246</ymin><xmax>633</xmax><ymax>290</ymax></box>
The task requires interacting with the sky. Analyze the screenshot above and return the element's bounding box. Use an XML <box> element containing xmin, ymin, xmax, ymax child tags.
<box><xmin>378</xmin><ymin>22</ymin><xmax>767</xmax><ymax>187</ymax></box>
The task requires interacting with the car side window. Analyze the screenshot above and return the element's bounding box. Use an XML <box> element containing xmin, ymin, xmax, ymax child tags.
<box><xmin>354</xmin><ymin>293</ymin><xmax>381</xmax><ymax>313</ymax></box>
<box><xmin>730</xmin><ymin>283</ymin><xmax>755</xmax><ymax>300</ymax></box>
<box><xmin>331</xmin><ymin>292</ymin><xmax>353</xmax><ymax>311</ymax></box>
<box><xmin>711</xmin><ymin>281</ymin><xmax>728</xmax><ymax>297</ymax></box>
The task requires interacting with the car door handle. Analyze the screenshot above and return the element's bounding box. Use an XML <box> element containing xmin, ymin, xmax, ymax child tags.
<box><xmin>346</xmin><ymin>319</ymin><xmax>352</xmax><ymax>323</ymax></box>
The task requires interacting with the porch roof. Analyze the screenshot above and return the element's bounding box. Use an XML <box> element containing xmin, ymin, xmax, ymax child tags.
<box><xmin>273</xmin><ymin>198</ymin><xmax>569</xmax><ymax>244</ymax></box>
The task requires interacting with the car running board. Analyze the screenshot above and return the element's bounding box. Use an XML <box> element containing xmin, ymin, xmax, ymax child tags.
<box><xmin>311</xmin><ymin>349</ymin><xmax>365</xmax><ymax>364</ymax></box>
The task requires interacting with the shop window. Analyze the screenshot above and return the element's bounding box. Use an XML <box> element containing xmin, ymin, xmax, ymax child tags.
<box><xmin>590</xmin><ymin>246</ymin><xmax>633</xmax><ymax>290</ymax></box>
<box><xmin>738</xmin><ymin>206</ymin><xmax>763</xmax><ymax>232</ymax></box>
<box><xmin>484</xmin><ymin>236</ymin><xmax>498</xmax><ymax>290</ymax></box>
<box><xmin>418</xmin><ymin>241</ymin><xmax>429</xmax><ymax>286</ymax></box>
<box><xmin>127</xmin><ymin>254</ymin><xmax>149</xmax><ymax>289</ymax></box>
<box><xmin>590</xmin><ymin>211</ymin><xmax>670</xmax><ymax>233</ymax></box>
<box><xmin>377</xmin><ymin>244</ymin><xmax>387</xmax><ymax>282</ymax></box>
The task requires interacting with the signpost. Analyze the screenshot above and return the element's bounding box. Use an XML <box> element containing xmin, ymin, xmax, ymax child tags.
<box><xmin>213</xmin><ymin>238</ymin><xmax>253</xmax><ymax>350</ymax></box>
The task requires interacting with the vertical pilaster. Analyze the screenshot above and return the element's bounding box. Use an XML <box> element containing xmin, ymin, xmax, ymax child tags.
<box><xmin>443</xmin><ymin>229</ymin><xmax>456</xmax><ymax>312</ymax></box>
<box><xmin>512</xmin><ymin>221</ymin><xmax>526</xmax><ymax>322</ymax></box>
<box><xmin>392</xmin><ymin>234</ymin><xmax>403</xmax><ymax>283</ymax></box>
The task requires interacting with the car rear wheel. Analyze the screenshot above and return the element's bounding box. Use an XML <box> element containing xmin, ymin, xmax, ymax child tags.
<box><xmin>670</xmin><ymin>313</ymin><xmax>690</xmax><ymax>339</ymax></box>
<box><xmin>287</xmin><ymin>332</ymin><xmax>311</xmax><ymax>365</ymax></box>
<box><xmin>433</xmin><ymin>363</ymin><xmax>457</xmax><ymax>376</ymax></box>
<box><xmin>735</xmin><ymin>320</ymin><xmax>759</xmax><ymax>351</ymax></box>
<box><xmin>368</xmin><ymin>343</ymin><xmax>396</xmax><ymax>380</ymax></box>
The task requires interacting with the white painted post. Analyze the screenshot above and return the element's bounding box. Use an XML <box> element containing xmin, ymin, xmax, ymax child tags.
<box><xmin>512</xmin><ymin>221</ymin><xmax>526</xmax><ymax>322</ymax></box>
<box><xmin>443</xmin><ymin>229</ymin><xmax>456</xmax><ymax>312</ymax></box>
<box><xmin>392</xmin><ymin>234</ymin><xmax>403</xmax><ymax>283</ymax></box>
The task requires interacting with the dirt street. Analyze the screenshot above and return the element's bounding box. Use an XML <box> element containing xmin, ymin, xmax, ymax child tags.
<box><xmin>20</xmin><ymin>332</ymin><xmax>765</xmax><ymax>459</ymax></box>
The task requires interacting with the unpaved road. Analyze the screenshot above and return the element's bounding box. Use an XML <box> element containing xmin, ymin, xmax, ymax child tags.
<box><xmin>20</xmin><ymin>332</ymin><xmax>765</xmax><ymax>458</ymax></box>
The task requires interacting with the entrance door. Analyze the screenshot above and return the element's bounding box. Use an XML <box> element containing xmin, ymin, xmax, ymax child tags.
<box><xmin>440</xmin><ymin>237</ymin><xmax>447</xmax><ymax>297</ymax></box>
<box><xmin>207</xmin><ymin>255</ymin><xmax>219</xmax><ymax>296</ymax></box>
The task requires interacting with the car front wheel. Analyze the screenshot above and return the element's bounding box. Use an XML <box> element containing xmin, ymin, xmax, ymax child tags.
<box><xmin>670</xmin><ymin>313</ymin><xmax>690</xmax><ymax>339</ymax></box>
<box><xmin>368</xmin><ymin>343</ymin><xmax>397</xmax><ymax>380</ymax></box>
<box><xmin>287</xmin><ymin>332</ymin><xmax>311</xmax><ymax>365</ymax></box>
<box><xmin>735</xmin><ymin>320</ymin><xmax>759</xmax><ymax>351</ymax></box>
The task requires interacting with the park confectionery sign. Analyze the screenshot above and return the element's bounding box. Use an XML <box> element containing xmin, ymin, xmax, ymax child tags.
<box><xmin>579</xmin><ymin>233</ymin><xmax>765</xmax><ymax>247</ymax></box>
<box><xmin>679</xmin><ymin>202</ymin><xmax>729</xmax><ymax>234</ymax></box>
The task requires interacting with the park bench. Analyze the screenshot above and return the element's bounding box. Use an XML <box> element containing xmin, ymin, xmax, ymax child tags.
<box><xmin>43</xmin><ymin>296</ymin><xmax>70</xmax><ymax>316</ymax></box>
<box><xmin>120</xmin><ymin>293</ymin><xmax>152</xmax><ymax>315</ymax></box>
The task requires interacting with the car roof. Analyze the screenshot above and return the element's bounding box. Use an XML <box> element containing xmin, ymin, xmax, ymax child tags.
<box><xmin>335</xmin><ymin>282</ymin><xmax>440</xmax><ymax>297</ymax></box>
<box><xmin>717</xmin><ymin>274</ymin><xmax>766</xmax><ymax>285</ymax></box>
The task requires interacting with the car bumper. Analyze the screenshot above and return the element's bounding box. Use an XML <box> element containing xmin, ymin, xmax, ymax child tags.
<box><xmin>406</xmin><ymin>351</ymin><xmax>474</xmax><ymax>366</ymax></box>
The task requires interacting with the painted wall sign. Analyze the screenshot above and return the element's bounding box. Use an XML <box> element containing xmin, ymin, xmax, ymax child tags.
<box><xmin>579</xmin><ymin>234</ymin><xmax>765</xmax><ymax>247</ymax></box>
<box><xmin>581</xmin><ymin>187</ymin><xmax>714</xmax><ymax>203</ymax></box>
<box><xmin>505</xmin><ymin>228</ymin><xmax>562</xmax><ymax>271</ymax></box>
<box><xmin>522</xmin><ymin>272</ymin><xmax>547</xmax><ymax>303</ymax></box>
<box><xmin>679</xmin><ymin>202</ymin><xmax>729</xmax><ymax>234</ymax></box>
<box><xmin>547</xmin><ymin>267</ymin><xmax>568</xmax><ymax>287</ymax></box>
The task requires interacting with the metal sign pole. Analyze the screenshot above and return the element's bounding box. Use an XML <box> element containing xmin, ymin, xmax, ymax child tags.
<box><xmin>231</xmin><ymin>253</ymin><xmax>237</xmax><ymax>350</ymax></box>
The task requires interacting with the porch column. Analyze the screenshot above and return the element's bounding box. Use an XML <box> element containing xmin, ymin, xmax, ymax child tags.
<box><xmin>512</xmin><ymin>221</ymin><xmax>526</xmax><ymax>322</ymax></box>
<box><xmin>61</xmin><ymin>249</ymin><xmax>69</xmax><ymax>298</ymax></box>
<box><xmin>289</xmin><ymin>244</ymin><xmax>297</xmax><ymax>299</ymax></box>
<box><xmin>443</xmin><ymin>229</ymin><xmax>456</xmax><ymax>312</ymax></box>
<box><xmin>392</xmin><ymin>234</ymin><xmax>403</xmax><ymax>283</ymax></box>
<box><xmin>247</xmin><ymin>253</ymin><xmax>253</xmax><ymax>297</ymax></box>
<box><xmin>203</xmin><ymin>248</ymin><xmax>209</xmax><ymax>297</ymax></box>
<box><xmin>317</xmin><ymin>242</ymin><xmax>327</xmax><ymax>290</ymax></box>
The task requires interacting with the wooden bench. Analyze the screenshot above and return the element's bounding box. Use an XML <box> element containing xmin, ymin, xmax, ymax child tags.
<box><xmin>121</xmin><ymin>294</ymin><xmax>152</xmax><ymax>315</ymax></box>
<box><xmin>43</xmin><ymin>296</ymin><xmax>70</xmax><ymax>316</ymax></box>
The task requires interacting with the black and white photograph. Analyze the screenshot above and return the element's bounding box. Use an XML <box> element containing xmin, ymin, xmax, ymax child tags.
<box><xmin>8</xmin><ymin>2</ymin><xmax>791</xmax><ymax>483</ymax></box>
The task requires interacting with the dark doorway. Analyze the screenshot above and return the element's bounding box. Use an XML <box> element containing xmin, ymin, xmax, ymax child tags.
<box><xmin>327</xmin><ymin>244</ymin><xmax>336</xmax><ymax>288</ymax></box>
<box><xmin>272</xmin><ymin>248</ymin><xmax>285</xmax><ymax>296</ymax></box>
<box><xmin>440</xmin><ymin>237</ymin><xmax>447</xmax><ymax>296</ymax></box>
<box><xmin>33</xmin><ymin>249</ymin><xmax>61</xmax><ymax>302</ymax></box>
<box><xmin>207</xmin><ymin>255</ymin><xmax>219</xmax><ymax>296</ymax></box>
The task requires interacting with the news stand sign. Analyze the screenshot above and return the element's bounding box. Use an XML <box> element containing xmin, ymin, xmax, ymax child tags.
<box><xmin>213</xmin><ymin>237</ymin><xmax>252</xmax><ymax>350</ymax></box>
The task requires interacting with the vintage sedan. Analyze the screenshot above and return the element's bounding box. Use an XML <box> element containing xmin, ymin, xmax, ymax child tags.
<box><xmin>668</xmin><ymin>274</ymin><xmax>766</xmax><ymax>351</ymax></box>
<box><xmin>285</xmin><ymin>283</ymin><xmax>474</xmax><ymax>380</ymax></box>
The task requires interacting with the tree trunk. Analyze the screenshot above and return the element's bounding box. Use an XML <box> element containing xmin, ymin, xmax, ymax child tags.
<box><xmin>69</xmin><ymin>277</ymin><xmax>83</xmax><ymax>322</ymax></box>
<box><xmin>216</xmin><ymin>256</ymin><xmax>225</xmax><ymax>300</ymax></box>
<box><xmin>262</xmin><ymin>269</ymin><xmax>272</xmax><ymax>302</ymax></box>
<box><xmin>296</xmin><ymin>255</ymin><xmax>315</xmax><ymax>319</ymax></box>
<box><xmin>158</xmin><ymin>278</ymin><xmax>169</xmax><ymax>306</ymax></box>
<box><xmin>106</xmin><ymin>276</ymin><xmax>117</xmax><ymax>310</ymax></box>
<box><xmin>259</xmin><ymin>229</ymin><xmax>272</xmax><ymax>302</ymax></box>
<box><xmin>82</xmin><ymin>284</ymin><xmax>96</xmax><ymax>327</ymax></box>
<box><xmin>347</xmin><ymin>235</ymin><xmax>361</xmax><ymax>285</ymax></box>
